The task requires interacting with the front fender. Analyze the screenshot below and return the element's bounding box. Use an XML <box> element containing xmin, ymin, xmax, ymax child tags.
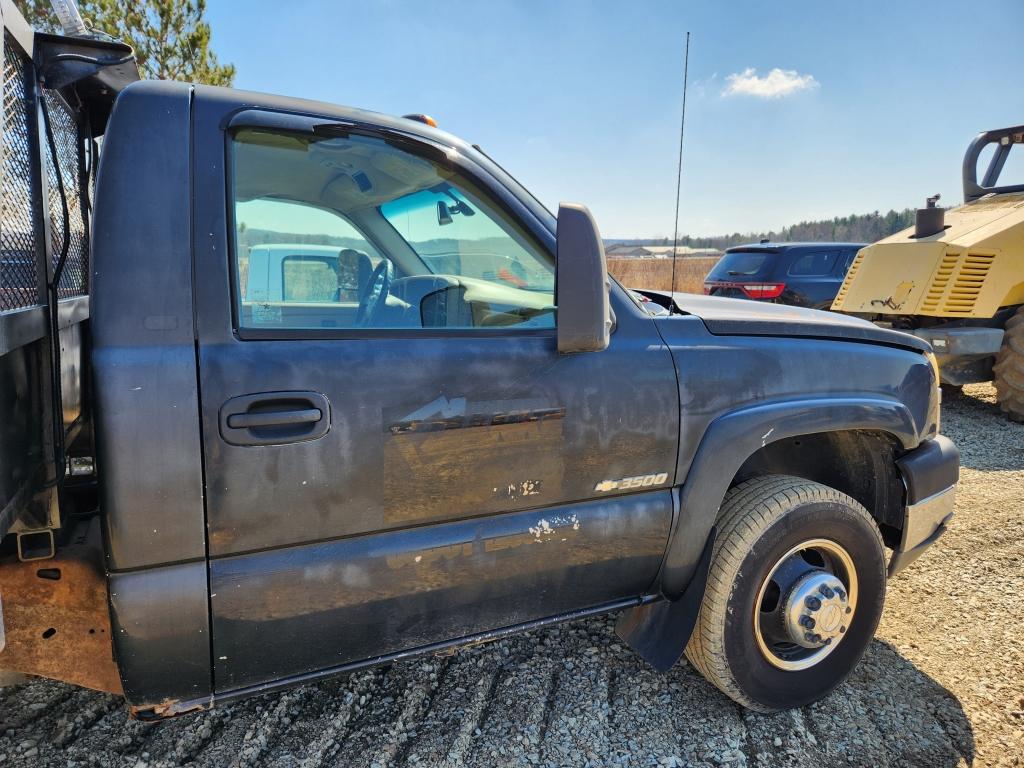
<box><xmin>660</xmin><ymin>396</ymin><xmax>918</xmax><ymax>599</ymax></box>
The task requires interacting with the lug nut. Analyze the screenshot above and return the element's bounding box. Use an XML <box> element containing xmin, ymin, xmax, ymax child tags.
<box><xmin>824</xmin><ymin>638</ymin><xmax>832</xmax><ymax>645</ymax></box>
<box><xmin>799</xmin><ymin>616</ymin><xmax>816</xmax><ymax>629</ymax></box>
<box><xmin>819</xmin><ymin>585</ymin><xmax>835</xmax><ymax>599</ymax></box>
<box><xmin>805</xmin><ymin>596</ymin><xmax>822</xmax><ymax>611</ymax></box>
<box><xmin>804</xmin><ymin>632</ymin><xmax>816</xmax><ymax>643</ymax></box>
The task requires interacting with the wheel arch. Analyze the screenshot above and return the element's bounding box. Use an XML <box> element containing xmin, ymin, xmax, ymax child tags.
<box><xmin>660</xmin><ymin>396</ymin><xmax>918</xmax><ymax>599</ymax></box>
<box><xmin>732</xmin><ymin>430</ymin><xmax>906</xmax><ymax>548</ymax></box>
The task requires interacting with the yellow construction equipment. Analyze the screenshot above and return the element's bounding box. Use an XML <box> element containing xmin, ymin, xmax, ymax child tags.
<box><xmin>833</xmin><ymin>125</ymin><xmax>1024</xmax><ymax>421</ymax></box>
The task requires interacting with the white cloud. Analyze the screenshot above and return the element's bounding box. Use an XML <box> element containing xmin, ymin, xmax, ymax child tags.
<box><xmin>722</xmin><ymin>67</ymin><xmax>819</xmax><ymax>99</ymax></box>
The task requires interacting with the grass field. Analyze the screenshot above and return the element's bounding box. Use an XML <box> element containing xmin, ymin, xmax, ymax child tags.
<box><xmin>607</xmin><ymin>256</ymin><xmax>720</xmax><ymax>293</ymax></box>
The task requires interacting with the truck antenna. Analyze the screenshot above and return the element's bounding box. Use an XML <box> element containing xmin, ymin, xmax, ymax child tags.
<box><xmin>49</xmin><ymin>0</ymin><xmax>89</xmax><ymax>36</ymax></box>
<box><xmin>670</xmin><ymin>31</ymin><xmax>691</xmax><ymax>298</ymax></box>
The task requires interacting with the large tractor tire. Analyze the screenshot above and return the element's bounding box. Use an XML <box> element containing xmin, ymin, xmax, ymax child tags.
<box><xmin>994</xmin><ymin>306</ymin><xmax>1024</xmax><ymax>423</ymax></box>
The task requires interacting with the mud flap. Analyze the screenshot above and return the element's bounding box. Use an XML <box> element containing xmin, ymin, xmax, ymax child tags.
<box><xmin>614</xmin><ymin>528</ymin><xmax>716</xmax><ymax>673</ymax></box>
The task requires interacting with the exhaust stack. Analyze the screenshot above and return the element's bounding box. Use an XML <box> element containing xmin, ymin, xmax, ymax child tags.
<box><xmin>914</xmin><ymin>194</ymin><xmax>945</xmax><ymax>239</ymax></box>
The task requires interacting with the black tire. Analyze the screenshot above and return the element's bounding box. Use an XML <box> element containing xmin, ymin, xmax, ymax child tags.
<box><xmin>994</xmin><ymin>305</ymin><xmax>1024</xmax><ymax>423</ymax></box>
<box><xmin>685</xmin><ymin>475</ymin><xmax>886</xmax><ymax>712</ymax></box>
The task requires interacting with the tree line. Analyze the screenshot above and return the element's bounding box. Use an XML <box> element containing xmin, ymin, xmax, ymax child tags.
<box><xmin>628</xmin><ymin>208</ymin><xmax>918</xmax><ymax>250</ymax></box>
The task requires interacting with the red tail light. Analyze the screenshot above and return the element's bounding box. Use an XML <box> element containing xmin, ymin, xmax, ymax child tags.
<box><xmin>704</xmin><ymin>281</ymin><xmax>786</xmax><ymax>300</ymax></box>
<box><xmin>739</xmin><ymin>282</ymin><xmax>785</xmax><ymax>299</ymax></box>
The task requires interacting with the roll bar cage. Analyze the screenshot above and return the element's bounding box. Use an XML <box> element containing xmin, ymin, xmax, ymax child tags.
<box><xmin>962</xmin><ymin>124</ymin><xmax>1024</xmax><ymax>202</ymax></box>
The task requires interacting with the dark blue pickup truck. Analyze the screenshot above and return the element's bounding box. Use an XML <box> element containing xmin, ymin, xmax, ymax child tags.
<box><xmin>0</xmin><ymin>2</ymin><xmax>957</xmax><ymax>721</ymax></box>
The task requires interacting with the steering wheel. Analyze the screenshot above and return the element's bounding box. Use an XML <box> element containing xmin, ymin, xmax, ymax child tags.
<box><xmin>354</xmin><ymin>258</ymin><xmax>394</xmax><ymax>327</ymax></box>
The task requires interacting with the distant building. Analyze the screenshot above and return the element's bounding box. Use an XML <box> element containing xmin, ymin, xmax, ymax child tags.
<box><xmin>606</xmin><ymin>244</ymin><xmax>658</xmax><ymax>257</ymax></box>
<box><xmin>605</xmin><ymin>244</ymin><xmax>721</xmax><ymax>259</ymax></box>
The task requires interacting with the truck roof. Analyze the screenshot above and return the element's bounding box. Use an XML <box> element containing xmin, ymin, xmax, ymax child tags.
<box><xmin>181</xmin><ymin>81</ymin><xmax>556</xmax><ymax>234</ymax></box>
<box><xmin>187</xmin><ymin>80</ymin><xmax>474</xmax><ymax>162</ymax></box>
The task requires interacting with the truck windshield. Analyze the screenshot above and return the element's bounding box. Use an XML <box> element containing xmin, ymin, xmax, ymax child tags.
<box><xmin>380</xmin><ymin>186</ymin><xmax>554</xmax><ymax>292</ymax></box>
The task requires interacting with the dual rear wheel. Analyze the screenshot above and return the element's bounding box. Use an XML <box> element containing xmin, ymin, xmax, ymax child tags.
<box><xmin>685</xmin><ymin>475</ymin><xmax>887</xmax><ymax>712</ymax></box>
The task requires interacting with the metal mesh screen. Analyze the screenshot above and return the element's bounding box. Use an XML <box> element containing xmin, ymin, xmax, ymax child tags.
<box><xmin>44</xmin><ymin>90</ymin><xmax>88</xmax><ymax>299</ymax></box>
<box><xmin>0</xmin><ymin>33</ymin><xmax>39</xmax><ymax>312</ymax></box>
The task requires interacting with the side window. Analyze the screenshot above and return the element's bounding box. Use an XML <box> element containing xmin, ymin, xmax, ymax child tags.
<box><xmin>787</xmin><ymin>251</ymin><xmax>838</xmax><ymax>277</ymax></box>
<box><xmin>235</xmin><ymin>197</ymin><xmax>382</xmax><ymax>327</ymax></box>
<box><xmin>282</xmin><ymin>256</ymin><xmax>342</xmax><ymax>302</ymax></box>
<box><xmin>230</xmin><ymin>128</ymin><xmax>555</xmax><ymax>332</ymax></box>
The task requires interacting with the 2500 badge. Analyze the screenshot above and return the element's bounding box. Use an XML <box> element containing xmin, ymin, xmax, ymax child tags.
<box><xmin>593</xmin><ymin>472</ymin><xmax>669</xmax><ymax>493</ymax></box>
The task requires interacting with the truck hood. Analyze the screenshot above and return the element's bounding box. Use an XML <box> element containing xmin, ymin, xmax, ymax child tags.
<box><xmin>642</xmin><ymin>291</ymin><xmax>931</xmax><ymax>353</ymax></box>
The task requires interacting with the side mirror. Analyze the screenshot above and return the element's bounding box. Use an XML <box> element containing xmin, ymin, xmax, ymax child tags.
<box><xmin>336</xmin><ymin>248</ymin><xmax>373</xmax><ymax>300</ymax></box>
<box><xmin>556</xmin><ymin>203</ymin><xmax>611</xmax><ymax>353</ymax></box>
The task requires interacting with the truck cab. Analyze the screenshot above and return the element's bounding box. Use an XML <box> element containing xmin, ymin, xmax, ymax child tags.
<box><xmin>0</xmin><ymin>5</ymin><xmax>959</xmax><ymax>720</ymax></box>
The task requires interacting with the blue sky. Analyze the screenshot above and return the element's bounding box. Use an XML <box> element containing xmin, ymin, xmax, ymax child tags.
<box><xmin>206</xmin><ymin>0</ymin><xmax>1024</xmax><ymax>239</ymax></box>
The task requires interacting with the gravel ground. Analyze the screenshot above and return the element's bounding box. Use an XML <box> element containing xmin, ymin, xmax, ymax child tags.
<box><xmin>0</xmin><ymin>383</ymin><xmax>1021</xmax><ymax>767</ymax></box>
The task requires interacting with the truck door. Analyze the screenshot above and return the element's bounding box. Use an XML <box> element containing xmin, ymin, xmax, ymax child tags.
<box><xmin>191</xmin><ymin>97</ymin><xmax>680</xmax><ymax>694</ymax></box>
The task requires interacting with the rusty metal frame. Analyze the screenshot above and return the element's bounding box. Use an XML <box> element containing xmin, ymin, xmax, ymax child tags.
<box><xmin>0</xmin><ymin>518</ymin><xmax>122</xmax><ymax>695</ymax></box>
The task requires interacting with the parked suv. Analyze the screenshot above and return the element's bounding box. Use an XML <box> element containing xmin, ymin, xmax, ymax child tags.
<box><xmin>704</xmin><ymin>242</ymin><xmax>863</xmax><ymax>309</ymax></box>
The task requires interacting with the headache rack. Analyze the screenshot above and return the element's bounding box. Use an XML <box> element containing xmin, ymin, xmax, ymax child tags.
<box><xmin>0</xmin><ymin>0</ymin><xmax>136</xmax><ymax>554</ymax></box>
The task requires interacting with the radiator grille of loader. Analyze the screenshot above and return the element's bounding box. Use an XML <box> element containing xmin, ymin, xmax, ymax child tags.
<box><xmin>921</xmin><ymin>253</ymin><xmax>960</xmax><ymax>313</ymax></box>
<box><xmin>923</xmin><ymin>253</ymin><xmax>995</xmax><ymax>315</ymax></box>
<box><xmin>0</xmin><ymin>33</ymin><xmax>39</xmax><ymax>312</ymax></box>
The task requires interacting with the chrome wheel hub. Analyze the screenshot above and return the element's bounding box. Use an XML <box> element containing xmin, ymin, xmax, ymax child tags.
<box><xmin>783</xmin><ymin>571</ymin><xmax>851</xmax><ymax>648</ymax></box>
<box><xmin>753</xmin><ymin>538</ymin><xmax>858</xmax><ymax>671</ymax></box>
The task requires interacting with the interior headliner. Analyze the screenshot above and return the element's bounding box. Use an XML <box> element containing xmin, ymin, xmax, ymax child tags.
<box><xmin>232</xmin><ymin>130</ymin><xmax>444</xmax><ymax>217</ymax></box>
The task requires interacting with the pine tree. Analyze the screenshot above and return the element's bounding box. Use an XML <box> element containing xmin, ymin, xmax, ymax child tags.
<box><xmin>14</xmin><ymin>0</ymin><xmax>235</xmax><ymax>86</ymax></box>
